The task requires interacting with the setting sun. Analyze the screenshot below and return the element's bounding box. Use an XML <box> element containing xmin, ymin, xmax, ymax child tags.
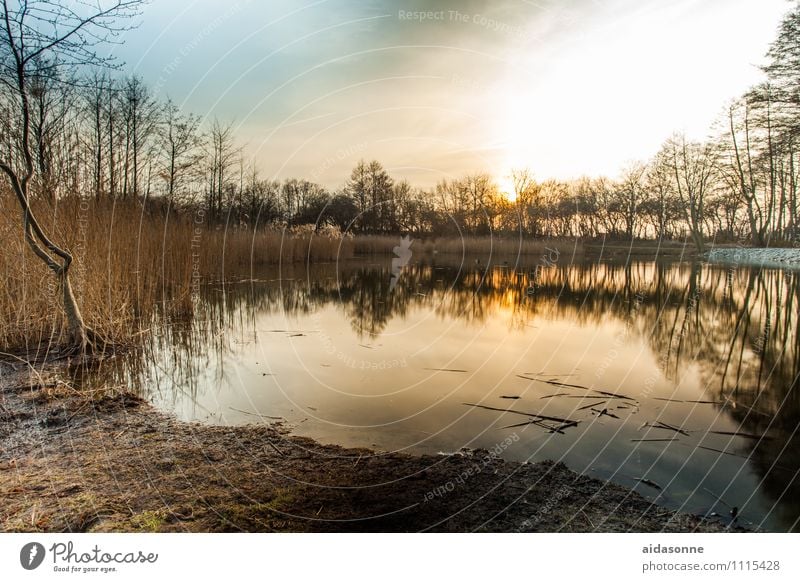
<box><xmin>496</xmin><ymin>174</ymin><xmax>517</xmax><ymax>202</ymax></box>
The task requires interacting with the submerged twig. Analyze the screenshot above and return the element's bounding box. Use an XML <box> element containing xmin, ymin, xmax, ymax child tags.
<box><xmin>542</xmin><ymin>394</ymin><xmax>608</xmax><ymax>400</ymax></box>
<box><xmin>705</xmin><ymin>430</ymin><xmax>771</xmax><ymax>440</ymax></box>
<box><xmin>643</xmin><ymin>421</ymin><xmax>691</xmax><ymax>437</ymax></box>
<box><xmin>498</xmin><ymin>418</ymin><xmax>570</xmax><ymax>434</ymax></box>
<box><xmin>695</xmin><ymin>444</ymin><xmax>749</xmax><ymax>459</ymax></box>
<box><xmin>590</xmin><ymin>408</ymin><xmax>620</xmax><ymax>419</ymax></box>
<box><xmin>229</xmin><ymin>407</ymin><xmax>283</xmax><ymax>421</ymax></box>
<box><xmin>577</xmin><ymin>400</ymin><xmax>608</xmax><ymax>411</ymax></box>
<box><xmin>463</xmin><ymin>402</ymin><xmax>580</xmax><ymax>427</ymax></box>
<box><xmin>518</xmin><ymin>375</ymin><xmax>636</xmax><ymax>401</ymax></box>
<box><xmin>654</xmin><ymin>397</ymin><xmax>722</xmax><ymax>405</ymax></box>
<box><xmin>635</xmin><ymin>477</ymin><xmax>663</xmax><ymax>491</ymax></box>
<box><xmin>539</xmin><ymin>393</ymin><xmax>572</xmax><ymax>399</ymax></box>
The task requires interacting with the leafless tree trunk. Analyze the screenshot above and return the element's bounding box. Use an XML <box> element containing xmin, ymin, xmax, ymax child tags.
<box><xmin>0</xmin><ymin>0</ymin><xmax>144</xmax><ymax>352</ymax></box>
<box><xmin>663</xmin><ymin>134</ymin><xmax>715</xmax><ymax>254</ymax></box>
<box><xmin>160</xmin><ymin>101</ymin><xmax>202</xmax><ymax>204</ymax></box>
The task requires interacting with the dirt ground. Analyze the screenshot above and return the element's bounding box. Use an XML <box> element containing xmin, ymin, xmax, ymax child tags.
<box><xmin>0</xmin><ymin>361</ymin><xmax>732</xmax><ymax>533</ymax></box>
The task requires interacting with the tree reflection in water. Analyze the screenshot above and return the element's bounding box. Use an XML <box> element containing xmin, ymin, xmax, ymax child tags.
<box><xmin>81</xmin><ymin>257</ymin><xmax>800</xmax><ymax>531</ymax></box>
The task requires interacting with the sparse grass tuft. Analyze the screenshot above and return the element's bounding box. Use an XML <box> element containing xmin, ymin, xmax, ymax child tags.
<box><xmin>131</xmin><ymin>509</ymin><xmax>169</xmax><ymax>532</ymax></box>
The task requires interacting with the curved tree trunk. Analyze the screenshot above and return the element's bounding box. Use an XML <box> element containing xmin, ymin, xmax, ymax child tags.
<box><xmin>61</xmin><ymin>269</ymin><xmax>90</xmax><ymax>350</ymax></box>
<box><xmin>1</xmin><ymin>162</ymin><xmax>93</xmax><ymax>353</ymax></box>
<box><xmin>0</xmin><ymin>0</ymin><xmax>147</xmax><ymax>354</ymax></box>
<box><xmin>23</xmin><ymin>208</ymin><xmax>92</xmax><ymax>352</ymax></box>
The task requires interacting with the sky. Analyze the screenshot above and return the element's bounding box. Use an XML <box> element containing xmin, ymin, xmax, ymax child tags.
<box><xmin>114</xmin><ymin>0</ymin><xmax>791</xmax><ymax>191</ymax></box>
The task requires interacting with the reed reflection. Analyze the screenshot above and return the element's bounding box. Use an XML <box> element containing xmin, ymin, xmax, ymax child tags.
<box><xmin>84</xmin><ymin>258</ymin><xmax>800</xmax><ymax>530</ymax></box>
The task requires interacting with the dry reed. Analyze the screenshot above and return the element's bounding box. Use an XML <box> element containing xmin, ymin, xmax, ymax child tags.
<box><xmin>0</xmin><ymin>195</ymin><xmax>353</xmax><ymax>349</ymax></box>
<box><xmin>1</xmin><ymin>196</ymin><xmax>583</xmax><ymax>350</ymax></box>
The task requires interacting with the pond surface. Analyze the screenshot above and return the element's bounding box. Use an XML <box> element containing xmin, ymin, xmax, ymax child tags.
<box><xmin>85</xmin><ymin>253</ymin><xmax>800</xmax><ymax>531</ymax></box>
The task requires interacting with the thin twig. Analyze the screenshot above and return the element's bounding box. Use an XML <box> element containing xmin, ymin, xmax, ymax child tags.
<box><xmin>463</xmin><ymin>402</ymin><xmax>579</xmax><ymax>426</ymax></box>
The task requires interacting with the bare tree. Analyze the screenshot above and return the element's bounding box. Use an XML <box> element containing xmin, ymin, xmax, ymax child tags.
<box><xmin>645</xmin><ymin>152</ymin><xmax>678</xmax><ymax>240</ymax></box>
<box><xmin>237</xmin><ymin>162</ymin><xmax>280</xmax><ymax>227</ymax></box>
<box><xmin>27</xmin><ymin>63</ymin><xmax>74</xmax><ymax>201</ymax></box>
<box><xmin>724</xmin><ymin>95</ymin><xmax>773</xmax><ymax>245</ymax></box>
<box><xmin>617</xmin><ymin>161</ymin><xmax>648</xmax><ymax>239</ymax></box>
<box><xmin>765</xmin><ymin>1</ymin><xmax>800</xmax><ymax>132</ymax></box>
<box><xmin>661</xmin><ymin>134</ymin><xmax>716</xmax><ymax>253</ymax></box>
<box><xmin>511</xmin><ymin>168</ymin><xmax>540</xmax><ymax>235</ymax></box>
<box><xmin>345</xmin><ymin>160</ymin><xmax>392</xmax><ymax>232</ymax></box>
<box><xmin>205</xmin><ymin>119</ymin><xmax>239</xmax><ymax>223</ymax></box>
<box><xmin>84</xmin><ymin>73</ymin><xmax>110</xmax><ymax>199</ymax></box>
<box><xmin>120</xmin><ymin>75</ymin><xmax>158</xmax><ymax>199</ymax></box>
<box><xmin>0</xmin><ymin>0</ymin><xmax>144</xmax><ymax>352</ymax></box>
<box><xmin>159</xmin><ymin>100</ymin><xmax>202</xmax><ymax>204</ymax></box>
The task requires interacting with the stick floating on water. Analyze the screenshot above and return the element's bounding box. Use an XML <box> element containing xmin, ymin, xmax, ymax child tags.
<box><xmin>463</xmin><ymin>402</ymin><xmax>580</xmax><ymax>426</ymax></box>
<box><xmin>642</xmin><ymin>421</ymin><xmax>691</xmax><ymax>437</ymax></box>
<box><xmin>517</xmin><ymin>375</ymin><xmax>637</xmax><ymax>401</ymax></box>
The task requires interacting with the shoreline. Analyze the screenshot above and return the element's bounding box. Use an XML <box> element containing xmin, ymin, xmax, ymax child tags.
<box><xmin>705</xmin><ymin>247</ymin><xmax>800</xmax><ymax>269</ymax></box>
<box><xmin>0</xmin><ymin>363</ymin><xmax>736</xmax><ymax>533</ymax></box>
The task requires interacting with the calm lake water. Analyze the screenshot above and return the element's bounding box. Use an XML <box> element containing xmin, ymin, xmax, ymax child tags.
<box><xmin>84</xmin><ymin>254</ymin><xmax>800</xmax><ymax>531</ymax></box>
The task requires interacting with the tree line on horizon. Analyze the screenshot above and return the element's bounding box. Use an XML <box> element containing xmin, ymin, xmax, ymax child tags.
<box><xmin>3</xmin><ymin>4</ymin><xmax>800</xmax><ymax>253</ymax></box>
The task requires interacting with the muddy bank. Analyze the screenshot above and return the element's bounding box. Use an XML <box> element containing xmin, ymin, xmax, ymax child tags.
<box><xmin>0</xmin><ymin>363</ymin><xmax>732</xmax><ymax>533</ymax></box>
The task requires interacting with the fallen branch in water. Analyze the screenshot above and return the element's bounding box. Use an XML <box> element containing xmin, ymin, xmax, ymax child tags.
<box><xmin>542</xmin><ymin>394</ymin><xmax>609</xmax><ymax>400</ymax></box>
<box><xmin>229</xmin><ymin>406</ymin><xmax>284</xmax><ymax>421</ymax></box>
<box><xmin>518</xmin><ymin>375</ymin><xmax>636</xmax><ymax>401</ymax></box>
<box><xmin>704</xmin><ymin>430</ymin><xmax>772</xmax><ymax>441</ymax></box>
<box><xmin>463</xmin><ymin>402</ymin><xmax>580</xmax><ymax>427</ymax></box>
<box><xmin>695</xmin><ymin>444</ymin><xmax>749</xmax><ymax>459</ymax></box>
<box><xmin>635</xmin><ymin>477</ymin><xmax>663</xmax><ymax>491</ymax></box>
<box><xmin>654</xmin><ymin>397</ymin><xmax>720</xmax><ymax>404</ymax></box>
<box><xmin>498</xmin><ymin>419</ymin><xmax>569</xmax><ymax>434</ymax></box>
<box><xmin>590</xmin><ymin>408</ymin><xmax>620</xmax><ymax>419</ymax></box>
<box><xmin>524</xmin><ymin>372</ymin><xmax>578</xmax><ymax>377</ymax></box>
<box><xmin>642</xmin><ymin>421</ymin><xmax>691</xmax><ymax>437</ymax></box>
<box><xmin>611</xmin><ymin>471</ymin><xmax>665</xmax><ymax>493</ymax></box>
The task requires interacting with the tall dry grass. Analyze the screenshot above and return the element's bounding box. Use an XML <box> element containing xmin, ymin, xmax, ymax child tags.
<box><xmin>0</xmin><ymin>195</ymin><xmax>354</xmax><ymax>350</ymax></box>
<box><xmin>1</xmin><ymin>196</ymin><xmax>584</xmax><ymax>350</ymax></box>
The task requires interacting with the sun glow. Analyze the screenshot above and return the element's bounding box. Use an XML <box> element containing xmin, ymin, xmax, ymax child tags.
<box><xmin>486</xmin><ymin>0</ymin><xmax>788</xmax><ymax>183</ymax></box>
<box><xmin>496</xmin><ymin>174</ymin><xmax>517</xmax><ymax>203</ymax></box>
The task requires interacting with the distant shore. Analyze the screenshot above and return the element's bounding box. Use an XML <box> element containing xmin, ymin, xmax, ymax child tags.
<box><xmin>0</xmin><ymin>362</ymin><xmax>733</xmax><ymax>533</ymax></box>
<box><xmin>705</xmin><ymin>247</ymin><xmax>800</xmax><ymax>269</ymax></box>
